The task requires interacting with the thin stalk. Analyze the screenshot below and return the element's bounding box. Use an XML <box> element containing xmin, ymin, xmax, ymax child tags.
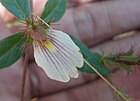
<box><xmin>84</xmin><ymin>59</ymin><xmax>129</xmax><ymax>101</ymax></box>
<box><xmin>20</xmin><ymin>52</ymin><xmax>28</xmax><ymax>101</ymax></box>
<box><xmin>106</xmin><ymin>76</ymin><xmax>123</xmax><ymax>101</ymax></box>
<box><xmin>20</xmin><ymin>64</ymin><xmax>27</xmax><ymax>101</ymax></box>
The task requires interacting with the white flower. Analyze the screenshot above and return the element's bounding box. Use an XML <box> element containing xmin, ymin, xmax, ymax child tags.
<box><xmin>33</xmin><ymin>28</ymin><xmax>84</xmax><ymax>82</ymax></box>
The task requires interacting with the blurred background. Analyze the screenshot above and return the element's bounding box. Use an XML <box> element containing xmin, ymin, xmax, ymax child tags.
<box><xmin>0</xmin><ymin>0</ymin><xmax>140</xmax><ymax>101</ymax></box>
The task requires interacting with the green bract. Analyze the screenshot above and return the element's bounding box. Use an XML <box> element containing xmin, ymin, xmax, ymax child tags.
<box><xmin>41</xmin><ymin>0</ymin><xmax>66</xmax><ymax>23</ymax></box>
<box><xmin>0</xmin><ymin>32</ymin><xmax>25</xmax><ymax>68</ymax></box>
<box><xmin>69</xmin><ymin>34</ymin><xmax>111</xmax><ymax>75</ymax></box>
<box><xmin>0</xmin><ymin>0</ymin><xmax>31</xmax><ymax>20</ymax></box>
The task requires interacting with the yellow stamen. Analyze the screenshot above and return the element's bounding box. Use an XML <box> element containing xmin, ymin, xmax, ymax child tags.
<box><xmin>44</xmin><ymin>40</ymin><xmax>56</xmax><ymax>52</ymax></box>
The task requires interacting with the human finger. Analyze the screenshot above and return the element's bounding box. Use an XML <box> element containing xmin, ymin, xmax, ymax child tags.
<box><xmin>56</xmin><ymin>0</ymin><xmax>140</xmax><ymax>46</ymax></box>
<box><xmin>39</xmin><ymin>66</ymin><xmax>140</xmax><ymax>101</ymax></box>
<box><xmin>92</xmin><ymin>31</ymin><xmax>140</xmax><ymax>54</ymax></box>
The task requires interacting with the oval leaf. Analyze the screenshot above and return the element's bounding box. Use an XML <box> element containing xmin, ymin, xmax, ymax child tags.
<box><xmin>69</xmin><ymin>34</ymin><xmax>110</xmax><ymax>75</ymax></box>
<box><xmin>1</xmin><ymin>0</ymin><xmax>31</xmax><ymax>20</ymax></box>
<box><xmin>41</xmin><ymin>0</ymin><xmax>66</xmax><ymax>23</ymax></box>
<box><xmin>0</xmin><ymin>32</ymin><xmax>25</xmax><ymax>68</ymax></box>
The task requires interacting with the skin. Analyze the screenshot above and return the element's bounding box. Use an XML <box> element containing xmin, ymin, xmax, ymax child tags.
<box><xmin>0</xmin><ymin>0</ymin><xmax>140</xmax><ymax>100</ymax></box>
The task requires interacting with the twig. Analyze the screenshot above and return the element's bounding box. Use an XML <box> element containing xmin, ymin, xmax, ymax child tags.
<box><xmin>84</xmin><ymin>59</ymin><xmax>129</xmax><ymax>101</ymax></box>
<box><xmin>20</xmin><ymin>51</ymin><xmax>29</xmax><ymax>101</ymax></box>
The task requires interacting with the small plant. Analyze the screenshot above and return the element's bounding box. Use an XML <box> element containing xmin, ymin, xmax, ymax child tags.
<box><xmin>0</xmin><ymin>0</ymin><xmax>139</xmax><ymax>101</ymax></box>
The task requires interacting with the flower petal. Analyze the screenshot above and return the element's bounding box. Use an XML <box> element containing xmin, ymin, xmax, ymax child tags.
<box><xmin>33</xmin><ymin>41</ymin><xmax>70</xmax><ymax>82</ymax></box>
<box><xmin>33</xmin><ymin>30</ymin><xmax>83</xmax><ymax>82</ymax></box>
<box><xmin>48</xmin><ymin>30</ymin><xmax>83</xmax><ymax>68</ymax></box>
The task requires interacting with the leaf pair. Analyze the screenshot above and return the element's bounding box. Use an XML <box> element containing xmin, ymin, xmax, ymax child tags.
<box><xmin>0</xmin><ymin>0</ymin><xmax>66</xmax><ymax>68</ymax></box>
<box><xmin>0</xmin><ymin>0</ymin><xmax>66</xmax><ymax>23</ymax></box>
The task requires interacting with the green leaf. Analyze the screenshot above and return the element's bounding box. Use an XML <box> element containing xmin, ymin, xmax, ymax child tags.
<box><xmin>41</xmin><ymin>0</ymin><xmax>66</xmax><ymax>23</ymax></box>
<box><xmin>1</xmin><ymin>0</ymin><xmax>31</xmax><ymax>20</ymax></box>
<box><xmin>69</xmin><ymin>34</ymin><xmax>110</xmax><ymax>75</ymax></box>
<box><xmin>0</xmin><ymin>32</ymin><xmax>26</xmax><ymax>68</ymax></box>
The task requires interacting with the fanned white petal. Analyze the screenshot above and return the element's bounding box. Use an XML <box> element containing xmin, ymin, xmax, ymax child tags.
<box><xmin>33</xmin><ymin>30</ymin><xmax>83</xmax><ymax>82</ymax></box>
<box><xmin>48</xmin><ymin>30</ymin><xmax>83</xmax><ymax>67</ymax></box>
<box><xmin>33</xmin><ymin>41</ymin><xmax>70</xmax><ymax>82</ymax></box>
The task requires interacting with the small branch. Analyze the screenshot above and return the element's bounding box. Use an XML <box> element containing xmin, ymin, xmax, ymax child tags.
<box><xmin>84</xmin><ymin>59</ymin><xmax>130</xmax><ymax>101</ymax></box>
<box><xmin>20</xmin><ymin>52</ymin><xmax>28</xmax><ymax>101</ymax></box>
<box><xmin>106</xmin><ymin>76</ymin><xmax>123</xmax><ymax>101</ymax></box>
<box><xmin>20</xmin><ymin>65</ymin><xmax>27</xmax><ymax>101</ymax></box>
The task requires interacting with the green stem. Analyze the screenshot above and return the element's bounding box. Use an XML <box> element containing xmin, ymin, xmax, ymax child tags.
<box><xmin>84</xmin><ymin>59</ymin><xmax>129</xmax><ymax>101</ymax></box>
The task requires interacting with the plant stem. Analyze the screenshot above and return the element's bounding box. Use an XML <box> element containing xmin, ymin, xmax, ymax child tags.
<box><xmin>20</xmin><ymin>64</ymin><xmax>27</xmax><ymax>101</ymax></box>
<box><xmin>84</xmin><ymin>59</ymin><xmax>129</xmax><ymax>101</ymax></box>
<box><xmin>20</xmin><ymin>52</ymin><xmax>28</xmax><ymax>101</ymax></box>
